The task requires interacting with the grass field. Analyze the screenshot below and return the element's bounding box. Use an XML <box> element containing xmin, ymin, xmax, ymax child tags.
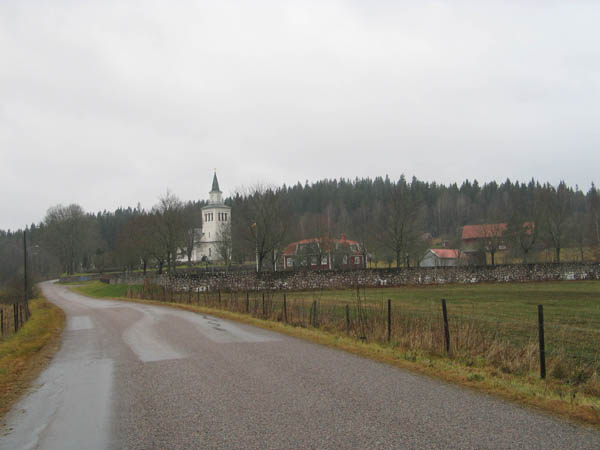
<box><xmin>284</xmin><ymin>281</ymin><xmax>600</xmax><ymax>361</ymax></box>
<box><xmin>0</xmin><ymin>297</ymin><xmax>64</xmax><ymax>419</ymax></box>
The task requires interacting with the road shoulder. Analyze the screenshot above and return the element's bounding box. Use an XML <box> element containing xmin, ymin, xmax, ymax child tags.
<box><xmin>0</xmin><ymin>296</ymin><xmax>65</xmax><ymax>422</ymax></box>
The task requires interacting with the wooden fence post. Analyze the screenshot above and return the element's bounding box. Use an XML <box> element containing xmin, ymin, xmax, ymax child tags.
<box><xmin>538</xmin><ymin>304</ymin><xmax>546</xmax><ymax>379</ymax></box>
<box><xmin>262</xmin><ymin>292</ymin><xmax>265</xmax><ymax>317</ymax></box>
<box><xmin>441</xmin><ymin>299</ymin><xmax>450</xmax><ymax>353</ymax></box>
<box><xmin>246</xmin><ymin>292</ymin><xmax>249</xmax><ymax>313</ymax></box>
<box><xmin>14</xmin><ymin>304</ymin><xmax>18</xmax><ymax>333</ymax></box>
<box><xmin>387</xmin><ymin>299</ymin><xmax>392</xmax><ymax>343</ymax></box>
<box><xmin>345</xmin><ymin>304</ymin><xmax>350</xmax><ymax>336</ymax></box>
<box><xmin>283</xmin><ymin>294</ymin><xmax>287</xmax><ymax>323</ymax></box>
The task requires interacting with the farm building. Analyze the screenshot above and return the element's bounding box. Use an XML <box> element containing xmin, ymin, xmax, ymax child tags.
<box><xmin>420</xmin><ymin>249</ymin><xmax>462</xmax><ymax>267</ymax></box>
<box><xmin>461</xmin><ymin>222</ymin><xmax>534</xmax><ymax>265</ymax></box>
<box><xmin>282</xmin><ymin>234</ymin><xmax>365</xmax><ymax>270</ymax></box>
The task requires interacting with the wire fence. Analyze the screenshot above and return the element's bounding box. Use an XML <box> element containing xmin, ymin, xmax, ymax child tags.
<box><xmin>126</xmin><ymin>281</ymin><xmax>600</xmax><ymax>394</ymax></box>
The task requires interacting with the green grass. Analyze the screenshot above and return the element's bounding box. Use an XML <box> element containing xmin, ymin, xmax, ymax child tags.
<box><xmin>284</xmin><ymin>281</ymin><xmax>600</xmax><ymax>362</ymax></box>
<box><xmin>74</xmin><ymin>282</ymin><xmax>130</xmax><ymax>298</ymax></box>
<box><xmin>0</xmin><ymin>297</ymin><xmax>65</xmax><ymax>419</ymax></box>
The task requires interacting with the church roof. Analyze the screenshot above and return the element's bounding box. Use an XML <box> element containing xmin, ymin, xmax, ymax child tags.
<box><xmin>211</xmin><ymin>172</ymin><xmax>221</xmax><ymax>192</ymax></box>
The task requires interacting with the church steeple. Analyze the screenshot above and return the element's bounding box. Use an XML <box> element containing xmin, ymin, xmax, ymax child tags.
<box><xmin>211</xmin><ymin>171</ymin><xmax>221</xmax><ymax>193</ymax></box>
<box><xmin>209</xmin><ymin>171</ymin><xmax>223</xmax><ymax>204</ymax></box>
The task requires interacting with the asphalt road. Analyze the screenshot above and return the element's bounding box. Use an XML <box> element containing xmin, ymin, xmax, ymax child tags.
<box><xmin>1</xmin><ymin>282</ymin><xmax>599</xmax><ymax>449</ymax></box>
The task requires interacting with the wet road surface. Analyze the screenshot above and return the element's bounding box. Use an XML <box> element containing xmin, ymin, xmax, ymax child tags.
<box><xmin>1</xmin><ymin>281</ymin><xmax>599</xmax><ymax>449</ymax></box>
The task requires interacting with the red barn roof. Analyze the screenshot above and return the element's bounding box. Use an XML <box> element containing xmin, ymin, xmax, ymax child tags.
<box><xmin>283</xmin><ymin>235</ymin><xmax>361</xmax><ymax>256</ymax></box>
<box><xmin>461</xmin><ymin>223</ymin><xmax>507</xmax><ymax>240</ymax></box>
<box><xmin>461</xmin><ymin>222</ymin><xmax>534</xmax><ymax>240</ymax></box>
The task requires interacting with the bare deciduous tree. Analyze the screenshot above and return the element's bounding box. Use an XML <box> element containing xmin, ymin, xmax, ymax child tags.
<box><xmin>181</xmin><ymin>204</ymin><xmax>203</xmax><ymax>266</ymax></box>
<box><xmin>234</xmin><ymin>185</ymin><xmax>291</xmax><ymax>272</ymax></box>
<box><xmin>351</xmin><ymin>202</ymin><xmax>374</xmax><ymax>269</ymax></box>
<box><xmin>375</xmin><ymin>183</ymin><xmax>422</xmax><ymax>267</ymax></box>
<box><xmin>214</xmin><ymin>221</ymin><xmax>233</xmax><ymax>268</ymax></box>
<box><xmin>476</xmin><ymin>222</ymin><xmax>506</xmax><ymax>266</ymax></box>
<box><xmin>588</xmin><ymin>184</ymin><xmax>600</xmax><ymax>251</ymax></box>
<box><xmin>541</xmin><ymin>182</ymin><xmax>572</xmax><ymax>263</ymax></box>
<box><xmin>42</xmin><ymin>204</ymin><xmax>97</xmax><ymax>274</ymax></box>
<box><xmin>152</xmin><ymin>191</ymin><xmax>187</xmax><ymax>273</ymax></box>
<box><xmin>116</xmin><ymin>213</ymin><xmax>158</xmax><ymax>273</ymax></box>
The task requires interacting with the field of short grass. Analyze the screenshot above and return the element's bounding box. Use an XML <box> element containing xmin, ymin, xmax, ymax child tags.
<box><xmin>283</xmin><ymin>281</ymin><xmax>600</xmax><ymax>369</ymax></box>
<box><xmin>67</xmin><ymin>282</ymin><xmax>129</xmax><ymax>298</ymax></box>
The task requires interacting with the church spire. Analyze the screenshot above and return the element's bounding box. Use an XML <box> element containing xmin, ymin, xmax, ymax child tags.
<box><xmin>211</xmin><ymin>171</ymin><xmax>221</xmax><ymax>193</ymax></box>
<box><xmin>208</xmin><ymin>171</ymin><xmax>223</xmax><ymax>204</ymax></box>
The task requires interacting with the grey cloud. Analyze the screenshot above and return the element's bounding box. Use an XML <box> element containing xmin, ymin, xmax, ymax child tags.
<box><xmin>1</xmin><ymin>0</ymin><xmax>599</xmax><ymax>229</ymax></box>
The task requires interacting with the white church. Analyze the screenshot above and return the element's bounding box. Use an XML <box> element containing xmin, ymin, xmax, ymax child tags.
<box><xmin>189</xmin><ymin>172</ymin><xmax>232</xmax><ymax>263</ymax></box>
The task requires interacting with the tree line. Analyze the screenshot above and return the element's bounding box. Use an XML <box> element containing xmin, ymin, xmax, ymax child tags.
<box><xmin>1</xmin><ymin>176</ymin><xmax>599</xmax><ymax>288</ymax></box>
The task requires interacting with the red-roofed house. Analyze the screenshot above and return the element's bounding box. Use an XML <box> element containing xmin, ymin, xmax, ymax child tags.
<box><xmin>461</xmin><ymin>223</ymin><xmax>508</xmax><ymax>242</ymax></box>
<box><xmin>420</xmin><ymin>249</ymin><xmax>462</xmax><ymax>267</ymax></box>
<box><xmin>460</xmin><ymin>222</ymin><xmax>534</xmax><ymax>265</ymax></box>
<box><xmin>282</xmin><ymin>234</ymin><xmax>365</xmax><ymax>270</ymax></box>
<box><xmin>461</xmin><ymin>223</ymin><xmax>508</xmax><ymax>265</ymax></box>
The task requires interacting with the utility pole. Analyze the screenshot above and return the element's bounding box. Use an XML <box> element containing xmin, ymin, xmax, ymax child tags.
<box><xmin>252</xmin><ymin>223</ymin><xmax>259</xmax><ymax>273</ymax></box>
<box><xmin>23</xmin><ymin>230</ymin><xmax>28</xmax><ymax>302</ymax></box>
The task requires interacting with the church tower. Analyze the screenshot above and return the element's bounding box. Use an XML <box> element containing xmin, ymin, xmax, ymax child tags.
<box><xmin>194</xmin><ymin>172</ymin><xmax>232</xmax><ymax>262</ymax></box>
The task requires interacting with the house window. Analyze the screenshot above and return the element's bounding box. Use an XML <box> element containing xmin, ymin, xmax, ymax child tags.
<box><xmin>321</xmin><ymin>255</ymin><xmax>328</xmax><ymax>265</ymax></box>
<box><xmin>287</xmin><ymin>257</ymin><xmax>293</xmax><ymax>267</ymax></box>
<box><xmin>343</xmin><ymin>255</ymin><xmax>348</xmax><ymax>265</ymax></box>
<box><xmin>311</xmin><ymin>256</ymin><xmax>318</xmax><ymax>266</ymax></box>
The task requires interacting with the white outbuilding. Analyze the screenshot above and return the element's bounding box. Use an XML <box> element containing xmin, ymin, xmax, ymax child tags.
<box><xmin>420</xmin><ymin>249</ymin><xmax>461</xmax><ymax>268</ymax></box>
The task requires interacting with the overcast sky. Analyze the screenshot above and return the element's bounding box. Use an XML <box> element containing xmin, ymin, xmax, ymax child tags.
<box><xmin>1</xmin><ymin>1</ymin><xmax>599</xmax><ymax>230</ymax></box>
